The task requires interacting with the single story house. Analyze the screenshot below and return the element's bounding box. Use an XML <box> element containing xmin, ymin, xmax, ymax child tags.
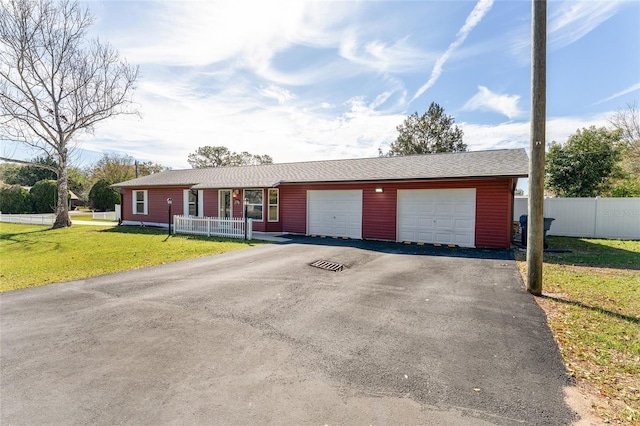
<box><xmin>112</xmin><ymin>148</ymin><xmax>528</xmax><ymax>248</ymax></box>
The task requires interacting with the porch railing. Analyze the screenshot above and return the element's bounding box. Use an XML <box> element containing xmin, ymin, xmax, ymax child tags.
<box><xmin>173</xmin><ymin>215</ymin><xmax>252</xmax><ymax>240</ymax></box>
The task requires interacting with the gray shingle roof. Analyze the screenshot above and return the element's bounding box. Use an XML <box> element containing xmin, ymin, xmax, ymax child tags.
<box><xmin>112</xmin><ymin>149</ymin><xmax>528</xmax><ymax>189</ymax></box>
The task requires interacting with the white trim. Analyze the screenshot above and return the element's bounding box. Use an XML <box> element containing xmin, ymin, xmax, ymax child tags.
<box><xmin>183</xmin><ymin>189</ymin><xmax>204</xmax><ymax>217</ymax></box>
<box><xmin>132</xmin><ymin>190</ymin><xmax>148</xmax><ymax>215</ymax></box>
<box><xmin>244</xmin><ymin>188</ymin><xmax>264</xmax><ymax>222</ymax></box>
<box><xmin>122</xmin><ymin>220</ymin><xmax>167</xmax><ymax>228</ymax></box>
<box><xmin>219</xmin><ymin>189</ymin><xmax>232</xmax><ymax>218</ymax></box>
<box><xmin>268</xmin><ymin>188</ymin><xmax>279</xmax><ymax>222</ymax></box>
<box><xmin>183</xmin><ymin>190</ymin><xmax>190</xmax><ymax>216</ymax></box>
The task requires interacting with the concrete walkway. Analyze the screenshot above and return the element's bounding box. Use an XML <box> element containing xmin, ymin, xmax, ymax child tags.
<box><xmin>71</xmin><ymin>220</ymin><xmax>118</xmax><ymax>227</ymax></box>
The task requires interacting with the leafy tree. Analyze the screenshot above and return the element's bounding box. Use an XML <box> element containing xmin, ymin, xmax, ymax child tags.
<box><xmin>0</xmin><ymin>184</ymin><xmax>32</xmax><ymax>213</ymax></box>
<box><xmin>0</xmin><ymin>0</ymin><xmax>138</xmax><ymax>228</ymax></box>
<box><xmin>30</xmin><ymin>179</ymin><xmax>58</xmax><ymax>213</ymax></box>
<box><xmin>385</xmin><ymin>102</ymin><xmax>467</xmax><ymax>156</ymax></box>
<box><xmin>2</xmin><ymin>157</ymin><xmax>57</xmax><ymax>186</ymax></box>
<box><xmin>89</xmin><ymin>153</ymin><xmax>169</xmax><ymax>186</ymax></box>
<box><xmin>88</xmin><ymin>179</ymin><xmax>120</xmax><ymax>211</ymax></box>
<box><xmin>608</xmin><ymin>175</ymin><xmax>640</xmax><ymax>197</ymax></box>
<box><xmin>187</xmin><ymin>146</ymin><xmax>273</xmax><ymax>168</ymax></box>
<box><xmin>545</xmin><ymin>126</ymin><xmax>622</xmax><ymax>197</ymax></box>
<box><xmin>67</xmin><ymin>166</ymin><xmax>88</xmax><ymax>202</ymax></box>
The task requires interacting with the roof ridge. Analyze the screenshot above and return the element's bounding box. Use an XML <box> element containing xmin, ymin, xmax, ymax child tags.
<box><xmin>171</xmin><ymin>148</ymin><xmax>526</xmax><ymax>172</ymax></box>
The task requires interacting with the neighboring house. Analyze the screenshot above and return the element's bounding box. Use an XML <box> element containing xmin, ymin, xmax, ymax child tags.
<box><xmin>112</xmin><ymin>149</ymin><xmax>528</xmax><ymax>248</ymax></box>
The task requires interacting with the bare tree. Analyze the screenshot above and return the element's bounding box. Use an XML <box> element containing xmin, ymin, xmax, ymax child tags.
<box><xmin>609</xmin><ymin>102</ymin><xmax>640</xmax><ymax>167</ymax></box>
<box><xmin>0</xmin><ymin>0</ymin><xmax>138</xmax><ymax>227</ymax></box>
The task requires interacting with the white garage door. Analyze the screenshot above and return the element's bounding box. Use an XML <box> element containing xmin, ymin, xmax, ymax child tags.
<box><xmin>307</xmin><ymin>190</ymin><xmax>363</xmax><ymax>239</ymax></box>
<box><xmin>397</xmin><ymin>189</ymin><xmax>476</xmax><ymax>247</ymax></box>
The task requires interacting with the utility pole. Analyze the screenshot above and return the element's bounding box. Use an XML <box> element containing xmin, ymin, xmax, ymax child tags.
<box><xmin>527</xmin><ymin>0</ymin><xmax>546</xmax><ymax>295</ymax></box>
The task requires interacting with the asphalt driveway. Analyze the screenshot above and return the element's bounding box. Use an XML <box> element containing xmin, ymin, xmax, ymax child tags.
<box><xmin>1</xmin><ymin>238</ymin><xmax>576</xmax><ymax>425</ymax></box>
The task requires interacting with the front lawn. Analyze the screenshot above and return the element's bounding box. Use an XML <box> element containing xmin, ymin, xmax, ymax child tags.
<box><xmin>518</xmin><ymin>237</ymin><xmax>640</xmax><ymax>425</ymax></box>
<box><xmin>0</xmin><ymin>223</ymin><xmax>260</xmax><ymax>292</ymax></box>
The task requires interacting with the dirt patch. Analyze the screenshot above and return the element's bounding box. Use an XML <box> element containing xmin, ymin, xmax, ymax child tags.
<box><xmin>565</xmin><ymin>385</ymin><xmax>602</xmax><ymax>425</ymax></box>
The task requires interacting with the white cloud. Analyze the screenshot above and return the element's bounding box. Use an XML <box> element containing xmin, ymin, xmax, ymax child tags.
<box><xmin>113</xmin><ymin>1</ymin><xmax>319</xmax><ymax>67</ymax></box>
<box><xmin>510</xmin><ymin>0</ymin><xmax>626</xmax><ymax>58</ymax></box>
<box><xmin>593</xmin><ymin>82</ymin><xmax>640</xmax><ymax>105</ymax></box>
<box><xmin>411</xmin><ymin>0</ymin><xmax>494</xmax><ymax>102</ymax></box>
<box><xmin>258</xmin><ymin>85</ymin><xmax>296</xmax><ymax>105</ymax></box>
<box><xmin>463</xmin><ymin>86</ymin><xmax>521</xmax><ymax>119</ymax></box>
<box><xmin>78</xmin><ymin>79</ymin><xmax>405</xmax><ymax>168</ymax></box>
<box><xmin>461</xmin><ymin>112</ymin><xmax>611</xmax><ymax>152</ymax></box>
<box><xmin>339</xmin><ymin>36</ymin><xmax>434</xmax><ymax>73</ymax></box>
<box><xmin>548</xmin><ymin>0</ymin><xmax>624</xmax><ymax>50</ymax></box>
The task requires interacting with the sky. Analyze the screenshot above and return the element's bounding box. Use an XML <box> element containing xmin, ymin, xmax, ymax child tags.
<box><xmin>6</xmin><ymin>0</ymin><xmax>640</xmax><ymax>192</ymax></box>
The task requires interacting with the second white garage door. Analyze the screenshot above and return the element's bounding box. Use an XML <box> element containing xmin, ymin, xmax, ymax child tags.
<box><xmin>397</xmin><ymin>189</ymin><xmax>476</xmax><ymax>247</ymax></box>
<box><xmin>307</xmin><ymin>190</ymin><xmax>362</xmax><ymax>239</ymax></box>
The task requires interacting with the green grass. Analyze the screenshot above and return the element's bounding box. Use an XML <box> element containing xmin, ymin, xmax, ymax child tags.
<box><xmin>518</xmin><ymin>237</ymin><xmax>640</xmax><ymax>425</ymax></box>
<box><xmin>0</xmin><ymin>223</ymin><xmax>261</xmax><ymax>292</ymax></box>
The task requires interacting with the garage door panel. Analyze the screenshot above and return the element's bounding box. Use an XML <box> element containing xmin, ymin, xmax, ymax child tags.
<box><xmin>436</xmin><ymin>203</ymin><xmax>453</xmax><ymax>215</ymax></box>
<box><xmin>455</xmin><ymin>234</ymin><xmax>473</xmax><ymax>245</ymax></box>
<box><xmin>398</xmin><ymin>189</ymin><xmax>476</xmax><ymax>248</ymax></box>
<box><xmin>436</xmin><ymin>232</ymin><xmax>453</xmax><ymax>243</ymax></box>
<box><xmin>418</xmin><ymin>219</ymin><xmax>434</xmax><ymax>229</ymax></box>
<box><xmin>456</xmin><ymin>203</ymin><xmax>474</xmax><ymax>215</ymax></box>
<box><xmin>308</xmin><ymin>190</ymin><xmax>362</xmax><ymax>239</ymax></box>
<box><xmin>418</xmin><ymin>204</ymin><xmax>434</xmax><ymax>214</ymax></box>
<box><xmin>417</xmin><ymin>231</ymin><xmax>435</xmax><ymax>242</ymax></box>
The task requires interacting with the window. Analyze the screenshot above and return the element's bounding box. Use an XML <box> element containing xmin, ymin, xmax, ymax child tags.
<box><xmin>184</xmin><ymin>189</ymin><xmax>199</xmax><ymax>216</ymax></box>
<box><xmin>268</xmin><ymin>188</ymin><xmax>279</xmax><ymax>222</ymax></box>
<box><xmin>244</xmin><ymin>189</ymin><xmax>263</xmax><ymax>221</ymax></box>
<box><xmin>132</xmin><ymin>190</ymin><xmax>147</xmax><ymax>215</ymax></box>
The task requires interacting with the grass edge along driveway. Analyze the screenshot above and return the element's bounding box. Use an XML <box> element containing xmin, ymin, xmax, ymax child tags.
<box><xmin>0</xmin><ymin>223</ymin><xmax>261</xmax><ymax>292</ymax></box>
<box><xmin>517</xmin><ymin>237</ymin><xmax>640</xmax><ymax>425</ymax></box>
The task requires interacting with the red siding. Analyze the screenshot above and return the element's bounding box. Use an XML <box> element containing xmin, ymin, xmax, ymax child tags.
<box><xmin>280</xmin><ymin>186</ymin><xmax>307</xmax><ymax>234</ymax></box>
<box><xmin>279</xmin><ymin>178</ymin><xmax>513</xmax><ymax>248</ymax></box>
<box><xmin>122</xmin><ymin>177</ymin><xmax>514</xmax><ymax>248</ymax></box>
<box><xmin>120</xmin><ymin>187</ymin><xmax>189</xmax><ymax>224</ymax></box>
<box><xmin>203</xmin><ymin>189</ymin><xmax>218</xmax><ymax>217</ymax></box>
<box><xmin>475</xmin><ymin>180</ymin><xmax>512</xmax><ymax>248</ymax></box>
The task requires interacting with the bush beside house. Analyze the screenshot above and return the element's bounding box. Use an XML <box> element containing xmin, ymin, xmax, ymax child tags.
<box><xmin>0</xmin><ymin>185</ymin><xmax>32</xmax><ymax>213</ymax></box>
<box><xmin>88</xmin><ymin>179</ymin><xmax>120</xmax><ymax>211</ymax></box>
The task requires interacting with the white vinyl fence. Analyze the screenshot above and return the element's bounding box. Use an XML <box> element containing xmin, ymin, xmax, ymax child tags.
<box><xmin>0</xmin><ymin>213</ymin><xmax>55</xmax><ymax>225</ymax></box>
<box><xmin>173</xmin><ymin>215</ymin><xmax>252</xmax><ymax>240</ymax></box>
<box><xmin>92</xmin><ymin>211</ymin><xmax>117</xmax><ymax>221</ymax></box>
<box><xmin>514</xmin><ymin>197</ymin><xmax>640</xmax><ymax>240</ymax></box>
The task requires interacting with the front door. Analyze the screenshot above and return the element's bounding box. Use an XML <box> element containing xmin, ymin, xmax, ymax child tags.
<box><xmin>219</xmin><ymin>190</ymin><xmax>232</xmax><ymax>218</ymax></box>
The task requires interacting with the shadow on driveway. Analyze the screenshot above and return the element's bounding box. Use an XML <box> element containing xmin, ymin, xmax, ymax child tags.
<box><xmin>282</xmin><ymin>234</ymin><xmax>515</xmax><ymax>260</ymax></box>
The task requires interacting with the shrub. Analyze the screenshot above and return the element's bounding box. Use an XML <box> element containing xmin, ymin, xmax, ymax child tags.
<box><xmin>30</xmin><ymin>180</ymin><xmax>58</xmax><ymax>213</ymax></box>
<box><xmin>0</xmin><ymin>185</ymin><xmax>32</xmax><ymax>213</ymax></box>
<box><xmin>88</xmin><ymin>179</ymin><xmax>120</xmax><ymax>211</ymax></box>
